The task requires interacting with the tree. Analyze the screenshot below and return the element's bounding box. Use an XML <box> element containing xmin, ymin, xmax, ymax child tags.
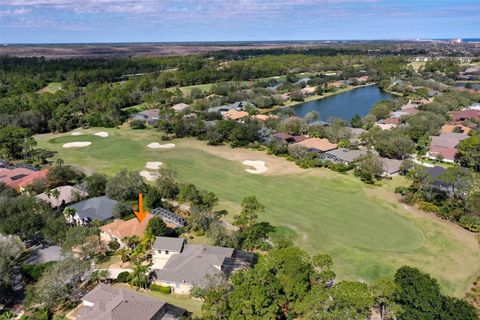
<box><xmin>155</xmin><ymin>169</ymin><xmax>179</xmax><ymax>199</ymax></box>
<box><xmin>46</xmin><ymin>165</ymin><xmax>85</xmax><ymax>188</ymax></box>
<box><xmin>122</xmin><ymin>235</ymin><xmax>141</xmax><ymax>250</ymax></box>
<box><xmin>90</xmin><ymin>270</ymin><xmax>109</xmax><ymax>284</ymax></box>
<box><xmin>113</xmin><ymin>202</ymin><xmax>132</xmax><ymax>219</ymax></box>
<box><xmin>371</xmin><ymin>278</ymin><xmax>401</xmax><ymax>320</ymax></box>
<box><xmin>61</xmin><ymin>226</ymin><xmax>101</xmax><ymax>259</ymax></box>
<box><xmin>146</xmin><ymin>217</ymin><xmax>168</xmax><ymax>237</ymax></box>
<box><xmin>129</xmin><ymin>119</ymin><xmax>146</xmax><ymax>129</ymax></box>
<box><xmin>106</xmin><ymin>169</ymin><xmax>146</xmax><ymax>201</ymax></box>
<box><xmin>33</xmin><ymin>257</ymin><xmax>89</xmax><ymax>310</ymax></box>
<box><xmin>456</xmin><ymin>134</ymin><xmax>480</xmax><ymax>172</ymax></box>
<box><xmin>144</xmin><ymin>185</ymin><xmax>163</xmax><ymax>209</ymax></box>
<box><xmin>234</xmin><ymin>195</ymin><xmax>264</xmax><ymax>231</ymax></box>
<box><xmin>0</xmin><ymin>236</ymin><xmax>24</xmax><ymax>303</ymax></box>
<box><xmin>354</xmin><ymin>153</ymin><xmax>384</xmax><ymax>183</ymax></box>
<box><xmin>129</xmin><ymin>259</ymin><xmax>151</xmax><ymax>289</ymax></box>
<box><xmin>304</xmin><ymin>111</ymin><xmax>320</xmax><ymax>123</ymax></box>
<box><xmin>0</xmin><ymin>126</ymin><xmax>33</xmax><ymax>160</ymax></box>
<box><xmin>351</xmin><ymin>114</ymin><xmax>363</xmax><ymax>128</ymax></box>
<box><xmin>84</xmin><ymin>173</ymin><xmax>107</xmax><ymax>197</ymax></box>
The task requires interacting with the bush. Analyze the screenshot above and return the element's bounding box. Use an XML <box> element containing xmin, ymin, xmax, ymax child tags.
<box><xmin>458</xmin><ymin>215</ymin><xmax>480</xmax><ymax>232</ymax></box>
<box><xmin>130</xmin><ymin>119</ymin><xmax>146</xmax><ymax>129</ymax></box>
<box><xmin>21</xmin><ymin>261</ymin><xmax>56</xmax><ymax>282</ymax></box>
<box><xmin>418</xmin><ymin>201</ymin><xmax>440</xmax><ymax>214</ymax></box>
<box><xmin>108</xmin><ymin>239</ymin><xmax>120</xmax><ymax>251</ymax></box>
<box><xmin>150</xmin><ymin>284</ymin><xmax>171</xmax><ymax>294</ymax></box>
<box><xmin>116</xmin><ymin>271</ymin><xmax>130</xmax><ymax>283</ymax></box>
<box><xmin>395</xmin><ymin>186</ymin><xmax>410</xmax><ymax>196</ymax></box>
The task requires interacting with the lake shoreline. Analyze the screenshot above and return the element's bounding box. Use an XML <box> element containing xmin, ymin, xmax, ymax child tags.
<box><xmin>262</xmin><ymin>82</ymin><xmax>377</xmax><ymax>114</ymax></box>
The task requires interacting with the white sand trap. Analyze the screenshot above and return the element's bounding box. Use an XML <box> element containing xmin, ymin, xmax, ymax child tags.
<box><xmin>71</xmin><ymin>132</ymin><xmax>82</xmax><ymax>136</ymax></box>
<box><xmin>242</xmin><ymin>160</ymin><xmax>268</xmax><ymax>174</ymax></box>
<box><xmin>139</xmin><ymin>170</ymin><xmax>159</xmax><ymax>181</ymax></box>
<box><xmin>147</xmin><ymin>143</ymin><xmax>176</xmax><ymax>149</ymax></box>
<box><xmin>145</xmin><ymin>162</ymin><xmax>163</xmax><ymax>170</ymax></box>
<box><xmin>94</xmin><ymin>131</ymin><xmax>109</xmax><ymax>137</ymax></box>
<box><xmin>63</xmin><ymin>142</ymin><xmax>92</xmax><ymax>148</ymax></box>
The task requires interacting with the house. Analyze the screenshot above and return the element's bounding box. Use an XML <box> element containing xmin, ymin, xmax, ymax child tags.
<box><xmin>381</xmin><ymin>117</ymin><xmax>401</xmax><ymax>125</ymax></box>
<box><xmin>253</xmin><ymin>114</ymin><xmax>278</xmax><ymax>122</ymax></box>
<box><xmin>356</xmin><ymin>76</ymin><xmax>369</xmax><ymax>82</ymax></box>
<box><xmin>224</xmin><ymin>109</ymin><xmax>249</xmax><ymax>121</ymax></box>
<box><xmin>100</xmin><ymin>213</ymin><xmax>154</xmax><ymax>247</ymax></box>
<box><xmin>132</xmin><ymin>109</ymin><xmax>160</xmax><ymax>125</ymax></box>
<box><xmin>427</xmin><ymin>132</ymin><xmax>468</xmax><ymax>163</ymax></box>
<box><xmin>273</xmin><ymin>132</ymin><xmax>295</xmax><ymax>144</ymax></box>
<box><xmin>301</xmin><ymin>86</ymin><xmax>316</xmax><ymax>96</ymax></box>
<box><xmin>427</xmin><ymin>146</ymin><xmax>458</xmax><ymax>163</ymax></box>
<box><xmin>66</xmin><ymin>196</ymin><xmax>118</xmax><ymax>225</ymax></box>
<box><xmin>36</xmin><ymin>185</ymin><xmax>88</xmax><ymax>208</ymax></box>
<box><xmin>375</xmin><ymin>123</ymin><xmax>397</xmax><ymax>130</ymax></box>
<box><xmin>324</xmin><ymin>148</ymin><xmax>368</xmax><ymax>164</ymax></box>
<box><xmin>0</xmin><ymin>167</ymin><xmax>49</xmax><ymax>191</ymax></box>
<box><xmin>171</xmin><ymin>103</ymin><xmax>189</xmax><ymax>113</ymax></box>
<box><xmin>381</xmin><ymin>158</ymin><xmax>403</xmax><ymax>176</ymax></box>
<box><xmin>295</xmin><ymin>138</ymin><xmax>338</xmax><ymax>153</ymax></box>
<box><xmin>73</xmin><ymin>284</ymin><xmax>185</xmax><ymax>320</ymax></box>
<box><xmin>151</xmin><ymin>237</ymin><xmax>253</xmax><ymax>294</ymax></box>
<box><xmin>390</xmin><ymin>110</ymin><xmax>409</xmax><ymax>118</ymax></box>
<box><xmin>440</xmin><ymin>124</ymin><xmax>472</xmax><ymax>134</ymax></box>
<box><xmin>451</xmin><ymin>109</ymin><xmax>480</xmax><ymax>122</ymax></box>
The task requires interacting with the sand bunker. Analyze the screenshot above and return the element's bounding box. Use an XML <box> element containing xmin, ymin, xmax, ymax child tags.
<box><xmin>147</xmin><ymin>143</ymin><xmax>176</xmax><ymax>149</ymax></box>
<box><xmin>242</xmin><ymin>160</ymin><xmax>268</xmax><ymax>174</ymax></box>
<box><xmin>94</xmin><ymin>131</ymin><xmax>109</xmax><ymax>137</ymax></box>
<box><xmin>71</xmin><ymin>132</ymin><xmax>82</xmax><ymax>136</ymax></box>
<box><xmin>139</xmin><ymin>170</ymin><xmax>160</xmax><ymax>181</ymax></box>
<box><xmin>63</xmin><ymin>142</ymin><xmax>91</xmax><ymax>148</ymax></box>
<box><xmin>145</xmin><ymin>162</ymin><xmax>163</xmax><ymax>170</ymax></box>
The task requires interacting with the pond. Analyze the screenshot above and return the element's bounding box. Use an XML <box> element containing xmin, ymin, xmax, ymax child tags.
<box><xmin>290</xmin><ymin>85</ymin><xmax>394</xmax><ymax>121</ymax></box>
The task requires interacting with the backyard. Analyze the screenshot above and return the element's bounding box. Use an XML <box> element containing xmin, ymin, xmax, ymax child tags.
<box><xmin>36</xmin><ymin>126</ymin><xmax>480</xmax><ymax>297</ymax></box>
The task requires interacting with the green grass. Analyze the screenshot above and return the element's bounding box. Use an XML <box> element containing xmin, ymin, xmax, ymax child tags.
<box><xmin>38</xmin><ymin>82</ymin><xmax>62</xmax><ymax>94</ymax></box>
<box><xmin>36</xmin><ymin>127</ymin><xmax>480</xmax><ymax>297</ymax></box>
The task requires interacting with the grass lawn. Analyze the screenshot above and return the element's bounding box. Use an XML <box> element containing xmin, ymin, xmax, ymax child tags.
<box><xmin>113</xmin><ymin>283</ymin><xmax>203</xmax><ymax>316</ymax></box>
<box><xmin>37</xmin><ymin>82</ymin><xmax>62</xmax><ymax>94</ymax></box>
<box><xmin>36</xmin><ymin>127</ymin><xmax>480</xmax><ymax>297</ymax></box>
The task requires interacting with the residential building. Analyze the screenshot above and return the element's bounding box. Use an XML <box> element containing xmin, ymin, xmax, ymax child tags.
<box><xmin>66</xmin><ymin>196</ymin><xmax>118</xmax><ymax>225</ymax></box>
<box><xmin>451</xmin><ymin>109</ymin><xmax>480</xmax><ymax>122</ymax></box>
<box><xmin>151</xmin><ymin>237</ymin><xmax>253</xmax><ymax>294</ymax></box>
<box><xmin>100</xmin><ymin>213</ymin><xmax>154</xmax><ymax>247</ymax></box>
<box><xmin>171</xmin><ymin>103</ymin><xmax>189</xmax><ymax>113</ymax></box>
<box><xmin>72</xmin><ymin>284</ymin><xmax>185</xmax><ymax>320</ymax></box>
<box><xmin>440</xmin><ymin>124</ymin><xmax>472</xmax><ymax>134</ymax></box>
<box><xmin>427</xmin><ymin>132</ymin><xmax>469</xmax><ymax>163</ymax></box>
<box><xmin>295</xmin><ymin>138</ymin><xmax>338</xmax><ymax>153</ymax></box>
<box><xmin>224</xmin><ymin>109</ymin><xmax>249</xmax><ymax>121</ymax></box>
<box><xmin>36</xmin><ymin>185</ymin><xmax>88</xmax><ymax>208</ymax></box>
<box><xmin>0</xmin><ymin>167</ymin><xmax>48</xmax><ymax>191</ymax></box>
<box><xmin>272</xmin><ymin>132</ymin><xmax>295</xmax><ymax>144</ymax></box>
<box><xmin>381</xmin><ymin>158</ymin><xmax>403</xmax><ymax>176</ymax></box>
<box><xmin>132</xmin><ymin>109</ymin><xmax>159</xmax><ymax>124</ymax></box>
<box><xmin>324</xmin><ymin>148</ymin><xmax>368</xmax><ymax>164</ymax></box>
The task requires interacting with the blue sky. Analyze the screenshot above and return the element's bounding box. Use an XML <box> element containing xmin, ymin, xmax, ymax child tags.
<box><xmin>0</xmin><ymin>0</ymin><xmax>479</xmax><ymax>43</ymax></box>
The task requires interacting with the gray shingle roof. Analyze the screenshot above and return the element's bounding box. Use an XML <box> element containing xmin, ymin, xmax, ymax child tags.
<box><xmin>78</xmin><ymin>284</ymin><xmax>172</xmax><ymax>320</ymax></box>
<box><xmin>381</xmin><ymin>158</ymin><xmax>403</xmax><ymax>175</ymax></box>
<box><xmin>68</xmin><ymin>196</ymin><xmax>117</xmax><ymax>222</ymax></box>
<box><xmin>325</xmin><ymin>148</ymin><xmax>368</xmax><ymax>163</ymax></box>
<box><xmin>152</xmin><ymin>237</ymin><xmax>185</xmax><ymax>252</ymax></box>
<box><xmin>153</xmin><ymin>244</ymin><xmax>234</xmax><ymax>286</ymax></box>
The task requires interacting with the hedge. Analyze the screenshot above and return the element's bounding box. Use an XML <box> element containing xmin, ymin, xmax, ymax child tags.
<box><xmin>150</xmin><ymin>284</ymin><xmax>172</xmax><ymax>294</ymax></box>
<box><xmin>116</xmin><ymin>271</ymin><xmax>130</xmax><ymax>283</ymax></box>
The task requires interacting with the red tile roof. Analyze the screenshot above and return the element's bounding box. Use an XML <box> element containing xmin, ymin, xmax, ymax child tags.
<box><xmin>428</xmin><ymin>146</ymin><xmax>457</xmax><ymax>161</ymax></box>
<box><xmin>451</xmin><ymin>110</ymin><xmax>480</xmax><ymax>121</ymax></box>
<box><xmin>0</xmin><ymin>168</ymin><xmax>48</xmax><ymax>189</ymax></box>
<box><xmin>381</xmin><ymin>117</ymin><xmax>401</xmax><ymax>125</ymax></box>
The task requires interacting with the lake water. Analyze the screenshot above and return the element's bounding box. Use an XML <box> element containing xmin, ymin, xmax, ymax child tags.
<box><xmin>291</xmin><ymin>85</ymin><xmax>394</xmax><ymax>121</ymax></box>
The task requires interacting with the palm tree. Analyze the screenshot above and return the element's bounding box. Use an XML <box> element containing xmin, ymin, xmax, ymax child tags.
<box><xmin>118</xmin><ymin>248</ymin><xmax>131</xmax><ymax>263</ymax></box>
<box><xmin>90</xmin><ymin>270</ymin><xmax>110</xmax><ymax>284</ymax></box>
<box><xmin>63</xmin><ymin>207</ymin><xmax>76</xmax><ymax>226</ymax></box>
<box><xmin>51</xmin><ymin>188</ymin><xmax>61</xmax><ymax>206</ymax></box>
<box><xmin>122</xmin><ymin>235</ymin><xmax>141</xmax><ymax>250</ymax></box>
<box><xmin>55</xmin><ymin>158</ymin><xmax>64</xmax><ymax>167</ymax></box>
<box><xmin>129</xmin><ymin>259</ymin><xmax>151</xmax><ymax>290</ymax></box>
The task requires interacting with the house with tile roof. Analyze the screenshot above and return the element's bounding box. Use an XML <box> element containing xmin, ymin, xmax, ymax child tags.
<box><xmin>427</xmin><ymin>132</ymin><xmax>469</xmax><ymax>163</ymax></box>
<box><xmin>36</xmin><ymin>185</ymin><xmax>88</xmax><ymax>208</ymax></box>
<box><xmin>0</xmin><ymin>167</ymin><xmax>48</xmax><ymax>191</ymax></box>
<box><xmin>72</xmin><ymin>284</ymin><xmax>185</xmax><ymax>320</ymax></box>
<box><xmin>100</xmin><ymin>213</ymin><xmax>154</xmax><ymax>247</ymax></box>
<box><xmin>294</xmin><ymin>138</ymin><xmax>338</xmax><ymax>153</ymax></box>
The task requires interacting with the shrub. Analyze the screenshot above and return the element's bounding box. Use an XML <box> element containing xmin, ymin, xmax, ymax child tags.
<box><xmin>108</xmin><ymin>239</ymin><xmax>120</xmax><ymax>251</ymax></box>
<box><xmin>116</xmin><ymin>271</ymin><xmax>130</xmax><ymax>283</ymax></box>
<box><xmin>395</xmin><ymin>186</ymin><xmax>410</xmax><ymax>195</ymax></box>
<box><xmin>21</xmin><ymin>261</ymin><xmax>56</xmax><ymax>282</ymax></box>
<box><xmin>458</xmin><ymin>215</ymin><xmax>480</xmax><ymax>232</ymax></box>
<box><xmin>130</xmin><ymin>119</ymin><xmax>146</xmax><ymax>129</ymax></box>
<box><xmin>418</xmin><ymin>201</ymin><xmax>440</xmax><ymax>214</ymax></box>
<box><xmin>150</xmin><ymin>284</ymin><xmax>172</xmax><ymax>294</ymax></box>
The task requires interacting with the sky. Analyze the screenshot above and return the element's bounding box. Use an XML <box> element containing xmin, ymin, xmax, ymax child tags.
<box><xmin>0</xmin><ymin>0</ymin><xmax>479</xmax><ymax>44</ymax></box>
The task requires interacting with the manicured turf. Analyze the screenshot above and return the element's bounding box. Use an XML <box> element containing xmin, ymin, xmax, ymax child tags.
<box><xmin>36</xmin><ymin>127</ymin><xmax>480</xmax><ymax>296</ymax></box>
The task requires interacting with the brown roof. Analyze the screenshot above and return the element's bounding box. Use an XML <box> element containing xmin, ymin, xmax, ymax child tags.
<box><xmin>428</xmin><ymin>146</ymin><xmax>457</xmax><ymax>161</ymax></box>
<box><xmin>451</xmin><ymin>110</ymin><xmax>480</xmax><ymax>121</ymax></box>
<box><xmin>295</xmin><ymin>138</ymin><xmax>338</xmax><ymax>152</ymax></box>
<box><xmin>0</xmin><ymin>168</ymin><xmax>48</xmax><ymax>190</ymax></box>
<box><xmin>430</xmin><ymin>133</ymin><xmax>468</xmax><ymax>148</ymax></box>
<box><xmin>381</xmin><ymin>117</ymin><xmax>401</xmax><ymax>125</ymax></box>
<box><xmin>253</xmin><ymin>114</ymin><xmax>278</xmax><ymax>122</ymax></box>
<box><xmin>441</xmin><ymin>124</ymin><xmax>472</xmax><ymax>134</ymax></box>
<box><xmin>100</xmin><ymin>213</ymin><xmax>154</xmax><ymax>240</ymax></box>
<box><xmin>225</xmin><ymin>110</ymin><xmax>248</xmax><ymax>120</ymax></box>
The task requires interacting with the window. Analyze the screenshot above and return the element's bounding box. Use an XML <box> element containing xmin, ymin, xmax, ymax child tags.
<box><xmin>157</xmin><ymin>250</ymin><xmax>161</xmax><ymax>254</ymax></box>
<box><xmin>165</xmin><ymin>250</ymin><xmax>169</xmax><ymax>255</ymax></box>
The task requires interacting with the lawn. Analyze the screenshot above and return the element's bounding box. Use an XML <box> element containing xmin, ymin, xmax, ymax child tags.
<box><xmin>36</xmin><ymin>127</ymin><xmax>480</xmax><ymax>297</ymax></box>
<box><xmin>37</xmin><ymin>82</ymin><xmax>62</xmax><ymax>94</ymax></box>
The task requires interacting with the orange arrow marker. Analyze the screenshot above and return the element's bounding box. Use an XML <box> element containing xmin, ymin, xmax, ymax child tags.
<box><xmin>134</xmin><ymin>193</ymin><xmax>148</xmax><ymax>223</ymax></box>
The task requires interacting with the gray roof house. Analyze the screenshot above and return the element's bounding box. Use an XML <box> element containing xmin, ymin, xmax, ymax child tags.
<box><xmin>381</xmin><ymin>158</ymin><xmax>403</xmax><ymax>176</ymax></box>
<box><xmin>151</xmin><ymin>236</ymin><xmax>253</xmax><ymax>294</ymax></box>
<box><xmin>74</xmin><ymin>284</ymin><xmax>185</xmax><ymax>320</ymax></box>
<box><xmin>67</xmin><ymin>196</ymin><xmax>118</xmax><ymax>225</ymax></box>
<box><xmin>325</xmin><ymin>148</ymin><xmax>369</xmax><ymax>164</ymax></box>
